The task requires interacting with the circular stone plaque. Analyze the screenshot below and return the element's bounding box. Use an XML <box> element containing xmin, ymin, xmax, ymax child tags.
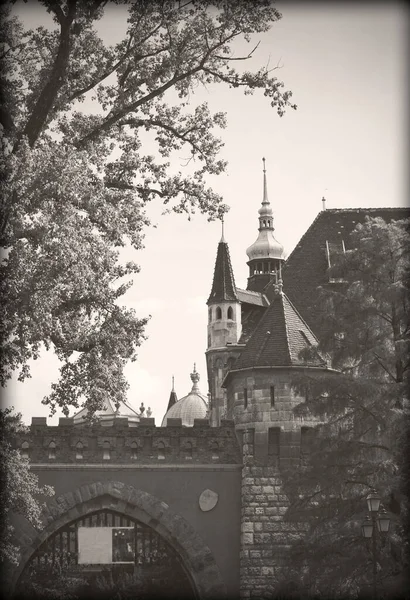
<box><xmin>199</xmin><ymin>489</ymin><xmax>218</xmax><ymax>512</ymax></box>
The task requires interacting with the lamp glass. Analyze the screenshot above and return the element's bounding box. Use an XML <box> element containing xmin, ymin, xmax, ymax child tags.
<box><xmin>361</xmin><ymin>519</ymin><xmax>373</xmax><ymax>538</ymax></box>
<box><xmin>377</xmin><ymin>515</ymin><xmax>391</xmax><ymax>533</ymax></box>
<box><xmin>366</xmin><ymin>491</ymin><xmax>381</xmax><ymax>513</ymax></box>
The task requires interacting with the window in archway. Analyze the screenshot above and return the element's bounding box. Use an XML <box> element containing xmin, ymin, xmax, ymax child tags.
<box><xmin>130</xmin><ymin>441</ymin><xmax>138</xmax><ymax>460</ymax></box>
<box><xmin>48</xmin><ymin>441</ymin><xmax>56</xmax><ymax>460</ymax></box>
<box><xmin>227</xmin><ymin>306</ymin><xmax>233</xmax><ymax>320</ymax></box>
<box><xmin>210</xmin><ymin>441</ymin><xmax>219</xmax><ymax>460</ymax></box>
<box><xmin>184</xmin><ymin>442</ymin><xmax>193</xmax><ymax>460</ymax></box>
<box><xmin>216</xmin><ymin>306</ymin><xmax>222</xmax><ymax>320</ymax></box>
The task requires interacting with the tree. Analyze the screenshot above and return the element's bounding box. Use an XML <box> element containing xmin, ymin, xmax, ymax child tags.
<box><xmin>0</xmin><ymin>408</ymin><xmax>54</xmax><ymax>567</ymax></box>
<box><xmin>0</xmin><ymin>0</ymin><xmax>296</xmax><ymax>417</ymax></box>
<box><xmin>281</xmin><ymin>217</ymin><xmax>410</xmax><ymax>598</ymax></box>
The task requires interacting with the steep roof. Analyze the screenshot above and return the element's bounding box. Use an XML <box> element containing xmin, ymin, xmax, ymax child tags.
<box><xmin>207</xmin><ymin>241</ymin><xmax>238</xmax><ymax>304</ymax></box>
<box><xmin>232</xmin><ymin>290</ymin><xmax>325</xmax><ymax>370</ymax></box>
<box><xmin>283</xmin><ymin>207</ymin><xmax>410</xmax><ymax>337</ymax></box>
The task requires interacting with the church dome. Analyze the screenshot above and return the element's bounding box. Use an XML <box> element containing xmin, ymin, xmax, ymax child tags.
<box><xmin>161</xmin><ymin>365</ymin><xmax>208</xmax><ymax>427</ymax></box>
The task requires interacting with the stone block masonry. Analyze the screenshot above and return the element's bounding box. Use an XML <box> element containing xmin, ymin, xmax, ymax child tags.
<box><xmin>239</xmin><ymin>433</ymin><xmax>305</xmax><ymax>599</ymax></box>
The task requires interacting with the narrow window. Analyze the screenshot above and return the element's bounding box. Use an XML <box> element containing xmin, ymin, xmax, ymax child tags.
<box><xmin>243</xmin><ymin>388</ymin><xmax>248</xmax><ymax>409</ymax></box>
<box><xmin>48</xmin><ymin>441</ymin><xmax>56</xmax><ymax>460</ymax></box>
<box><xmin>75</xmin><ymin>442</ymin><xmax>84</xmax><ymax>460</ymax></box>
<box><xmin>268</xmin><ymin>220</ymin><xmax>271</xmax><ymax>227</ymax></box>
<box><xmin>210</xmin><ymin>441</ymin><xmax>219</xmax><ymax>460</ymax></box>
<box><xmin>257</xmin><ymin>262</ymin><xmax>262</xmax><ymax>273</ymax></box>
<box><xmin>268</xmin><ymin>428</ymin><xmax>280</xmax><ymax>457</ymax></box>
<box><xmin>208</xmin><ymin>308</ymin><xmax>212</xmax><ymax>323</ymax></box>
<box><xmin>157</xmin><ymin>441</ymin><xmax>165</xmax><ymax>460</ymax></box>
<box><xmin>263</xmin><ymin>220</ymin><xmax>266</xmax><ymax>227</ymax></box>
<box><xmin>301</xmin><ymin>427</ymin><xmax>314</xmax><ymax>462</ymax></box>
<box><xmin>270</xmin><ymin>386</ymin><xmax>275</xmax><ymax>408</ymax></box>
<box><xmin>103</xmin><ymin>441</ymin><xmax>110</xmax><ymax>460</ymax></box>
<box><xmin>131</xmin><ymin>441</ymin><xmax>138</xmax><ymax>460</ymax></box>
<box><xmin>216</xmin><ymin>306</ymin><xmax>222</xmax><ymax>320</ymax></box>
<box><xmin>227</xmin><ymin>306</ymin><xmax>233</xmax><ymax>320</ymax></box>
<box><xmin>21</xmin><ymin>441</ymin><xmax>29</xmax><ymax>459</ymax></box>
<box><xmin>184</xmin><ymin>442</ymin><xmax>193</xmax><ymax>460</ymax></box>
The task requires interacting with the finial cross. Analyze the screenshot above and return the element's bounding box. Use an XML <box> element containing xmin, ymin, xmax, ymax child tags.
<box><xmin>262</xmin><ymin>157</ymin><xmax>266</xmax><ymax>173</ymax></box>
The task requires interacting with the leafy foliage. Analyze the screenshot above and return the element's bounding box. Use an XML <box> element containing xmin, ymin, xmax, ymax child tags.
<box><xmin>0</xmin><ymin>408</ymin><xmax>54</xmax><ymax>566</ymax></box>
<box><xmin>0</xmin><ymin>0</ymin><xmax>295</xmax><ymax>416</ymax></box>
<box><xmin>281</xmin><ymin>217</ymin><xmax>410</xmax><ymax>598</ymax></box>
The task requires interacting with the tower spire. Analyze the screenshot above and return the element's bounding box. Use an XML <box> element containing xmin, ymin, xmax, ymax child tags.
<box><xmin>220</xmin><ymin>216</ymin><xmax>225</xmax><ymax>242</ymax></box>
<box><xmin>262</xmin><ymin>157</ymin><xmax>268</xmax><ymax>204</ymax></box>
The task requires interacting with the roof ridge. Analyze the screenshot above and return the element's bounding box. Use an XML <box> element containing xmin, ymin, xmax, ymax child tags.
<box><xmin>282</xmin><ymin>292</ymin><xmax>319</xmax><ymax>344</ymax></box>
<box><xmin>280</xmin><ymin>294</ymin><xmax>292</xmax><ymax>364</ymax></box>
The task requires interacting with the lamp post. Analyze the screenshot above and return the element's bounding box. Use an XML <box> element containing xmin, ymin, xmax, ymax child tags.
<box><xmin>361</xmin><ymin>489</ymin><xmax>390</xmax><ymax>600</ymax></box>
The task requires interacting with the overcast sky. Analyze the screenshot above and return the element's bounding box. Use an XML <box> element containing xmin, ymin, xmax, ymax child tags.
<box><xmin>4</xmin><ymin>1</ymin><xmax>408</xmax><ymax>424</ymax></box>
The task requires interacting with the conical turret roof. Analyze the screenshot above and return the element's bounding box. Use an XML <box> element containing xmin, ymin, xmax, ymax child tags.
<box><xmin>207</xmin><ymin>233</ymin><xmax>238</xmax><ymax>304</ymax></box>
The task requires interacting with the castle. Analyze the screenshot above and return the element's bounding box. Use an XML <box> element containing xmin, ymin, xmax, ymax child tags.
<box><xmin>8</xmin><ymin>165</ymin><xmax>409</xmax><ymax>599</ymax></box>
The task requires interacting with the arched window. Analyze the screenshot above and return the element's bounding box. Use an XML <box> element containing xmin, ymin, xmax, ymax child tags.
<box><xmin>210</xmin><ymin>441</ymin><xmax>219</xmax><ymax>460</ymax></box>
<box><xmin>208</xmin><ymin>308</ymin><xmax>212</xmax><ymax>322</ymax></box>
<box><xmin>131</xmin><ymin>441</ymin><xmax>138</xmax><ymax>460</ymax></box>
<box><xmin>263</xmin><ymin>220</ymin><xmax>266</xmax><ymax>227</ymax></box>
<box><xmin>268</xmin><ymin>220</ymin><xmax>271</xmax><ymax>227</ymax></box>
<box><xmin>157</xmin><ymin>441</ymin><xmax>165</xmax><ymax>460</ymax></box>
<box><xmin>75</xmin><ymin>442</ymin><xmax>83</xmax><ymax>460</ymax></box>
<box><xmin>227</xmin><ymin>306</ymin><xmax>233</xmax><ymax>320</ymax></box>
<box><xmin>257</xmin><ymin>263</ymin><xmax>262</xmax><ymax>273</ymax></box>
<box><xmin>184</xmin><ymin>442</ymin><xmax>193</xmax><ymax>460</ymax></box>
<box><xmin>103</xmin><ymin>441</ymin><xmax>111</xmax><ymax>460</ymax></box>
<box><xmin>216</xmin><ymin>306</ymin><xmax>222</xmax><ymax>320</ymax></box>
<box><xmin>21</xmin><ymin>441</ymin><xmax>29</xmax><ymax>459</ymax></box>
<box><xmin>48</xmin><ymin>441</ymin><xmax>56</xmax><ymax>460</ymax></box>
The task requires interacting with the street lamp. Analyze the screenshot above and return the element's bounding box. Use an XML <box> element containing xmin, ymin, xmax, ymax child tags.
<box><xmin>361</xmin><ymin>490</ymin><xmax>391</xmax><ymax>600</ymax></box>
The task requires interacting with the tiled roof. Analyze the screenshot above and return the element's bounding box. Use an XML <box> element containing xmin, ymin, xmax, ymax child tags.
<box><xmin>233</xmin><ymin>291</ymin><xmax>325</xmax><ymax>370</ymax></box>
<box><xmin>73</xmin><ymin>397</ymin><xmax>140</xmax><ymax>425</ymax></box>
<box><xmin>237</xmin><ymin>288</ymin><xmax>269</xmax><ymax>307</ymax></box>
<box><xmin>283</xmin><ymin>207</ymin><xmax>410</xmax><ymax>338</ymax></box>
<box><xmin>207</xmin><ymin>241</ymin><xmax>238</xmax><ymax>304</ymax></box>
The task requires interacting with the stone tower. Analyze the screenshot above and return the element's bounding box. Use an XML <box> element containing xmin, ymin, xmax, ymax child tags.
<box><xmin>206</xmin><ymin>224</ymin><xmax>243</xmax><ymax>427</ymax></box>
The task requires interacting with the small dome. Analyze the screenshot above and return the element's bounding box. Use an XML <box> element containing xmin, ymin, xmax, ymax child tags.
<box><xmin>162</xmin><ymin>365</ymin><xmax>208</xmax><ymax>427</ymax></box>
<box><xmin>246</xmin><ymin>229</ymin><xmax>285</xmax><ymax>262</ymax></box>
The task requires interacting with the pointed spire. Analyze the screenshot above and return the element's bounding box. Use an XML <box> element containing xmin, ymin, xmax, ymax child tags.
<box><xmin>166</xmin><ymin>375</ymin><xmax>178</xmax><ymax>411</ymax></box>
<box><xmin>220</xmin><ymin>216</ymin><xmax>225</xmax><ymax>243</ymax></box>
<box><xmin>262</xmin><ymin>157</ymin><xmax>269</xmax><ymax>205</ymax></box>
<box><xmin>207</xmin><ymin>232</ymin><xmax>238</xmax><ymax>304</ymax></box>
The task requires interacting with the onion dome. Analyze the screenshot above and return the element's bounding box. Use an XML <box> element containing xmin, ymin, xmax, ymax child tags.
<box><xmin>73</xmin><ymin>397</ymin><xmax>140</xmax><ymax>427</ymax></box>
<box><xmin>161</xmin><ymin>365</ymin><xmax>208</xmax><ymax>427</ymax></box>
<box><xmin>246</xmin><ymin>158</ymin><xmax>285</xmax><ymax>262</ymax></box>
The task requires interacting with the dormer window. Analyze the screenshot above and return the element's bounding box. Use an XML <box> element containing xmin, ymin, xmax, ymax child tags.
<box><xmin>227</xmin><ymin>306</ymin><xmax>233</xmax><ymax>320</ymax></box>
<box><xmin>48</xmin><ymin>441</ymin><xmax>56</xmax><ymax>460</ymax></box>
<box><xmin>326</xmin><ymin>239</ymin><xmax>346</xmax><ymax>283</ymax></box>
<box><xmin>216</xmin><ymin>306</ymin><xmax>222</xmax><ymax>320</ymax></box>
<box><xmin>21</xmin><ymin>441</ymin><xmax>29</xmax><ymax>459</ymax></box>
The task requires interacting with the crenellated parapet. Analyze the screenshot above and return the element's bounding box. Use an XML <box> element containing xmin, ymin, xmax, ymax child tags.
<box><xmin>14</xmin><ymin>417</ymin><xmax>241</xmax><ymax>465</ymax></box>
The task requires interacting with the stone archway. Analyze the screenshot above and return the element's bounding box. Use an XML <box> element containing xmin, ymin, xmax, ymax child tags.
<box><xmin>12</xmin><ymin>481</ymin><xmax>226</xmax><ymax>599</ymax></box>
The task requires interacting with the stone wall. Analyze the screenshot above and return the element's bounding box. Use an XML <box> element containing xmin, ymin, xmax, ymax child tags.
<box><xmin>239</xmin><ymin>431</ymin><xmax>305</xmax><ymax>599</ymax></box>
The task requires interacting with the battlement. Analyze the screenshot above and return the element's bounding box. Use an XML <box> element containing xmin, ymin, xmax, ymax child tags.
<box><xmin>14</xmin><ymin>418</ymin><xmax>241</xmax><ymax>465</ymax></box>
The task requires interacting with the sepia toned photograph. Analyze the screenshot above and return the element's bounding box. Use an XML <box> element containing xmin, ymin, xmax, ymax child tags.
<box><xmin>0</xmin><ymin>1</ymin><xmax>408</xmax><ymax>599</ymax></box>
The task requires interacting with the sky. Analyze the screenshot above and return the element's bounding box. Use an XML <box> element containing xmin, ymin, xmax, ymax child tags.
<box><xmin>4</xmin><ymin>1</ymin><xmax>408</xmax><ymax>425</ymax></box>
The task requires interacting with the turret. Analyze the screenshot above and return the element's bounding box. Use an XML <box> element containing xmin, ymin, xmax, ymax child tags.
<box><xmin>246</xmin><ymin>158</ymin><xmax>285</xmax><ymax>292</ymax></box>
<box><xmin>206</xmin><ymin>222</ymin><xmax>242</xmax><ymax>426</ymax></box>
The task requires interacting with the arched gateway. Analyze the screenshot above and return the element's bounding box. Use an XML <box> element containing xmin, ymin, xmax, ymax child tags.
<box><xmin>12</xmin><ymin>482</ymin><xmax>226</xmax><ymax>599</ymax></box>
